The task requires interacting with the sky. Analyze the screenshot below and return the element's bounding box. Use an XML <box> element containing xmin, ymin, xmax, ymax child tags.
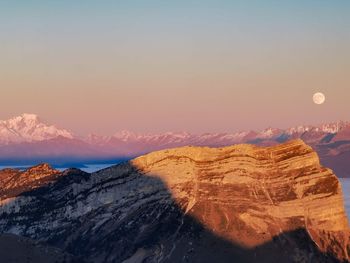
<box><xmin>1</xmin><ymin>1</ymin><xmax>349</xmax><ymax>135</ymax></box>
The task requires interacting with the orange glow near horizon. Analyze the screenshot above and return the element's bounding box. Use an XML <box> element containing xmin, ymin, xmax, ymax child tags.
<box><xmin>1</xmin><ymin>1</ymin><xmax>349</xmax><ymax>135</ymax></box>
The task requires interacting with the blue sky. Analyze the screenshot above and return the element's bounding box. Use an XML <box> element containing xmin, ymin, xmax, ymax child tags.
<box><xmin>1</xmin><ymin>1</ymin><xmax>349</xmax><ymax>134</ymax></box>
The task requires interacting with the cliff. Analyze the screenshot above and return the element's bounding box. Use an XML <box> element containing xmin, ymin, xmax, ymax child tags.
<box><xmin>0</xmin><ymin>139</ymin><xmax>348</xmax><ymax>262</ymax></box>
<box><xmin>133</xmin><ymin>139</ymin><xmax>350</xmax><ymax>261</ymax></box>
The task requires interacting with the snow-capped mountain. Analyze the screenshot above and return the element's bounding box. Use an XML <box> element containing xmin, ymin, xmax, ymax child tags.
<box><xmin>85</xmin><ymin>121</ymin><xmax>349</xmax><ymax>148</ymax></box>
<box><xmin>2</xmin><ymin>113</ymin><xmax>348</xmax><ymax>148</ymax></box>
<box><xmin>0</xmin><ymin>113</ymin><xmax>74</xmax><ymax>145</ymax></box>
<box><xmin>1</xmin><ymin>114</ymin><xmax>350</xmax><ymax>177</ymax></box>
<box><xmin>285</xmin><ymin>121</ymin><xmax>348</xmax><ymax>135</ymax></box>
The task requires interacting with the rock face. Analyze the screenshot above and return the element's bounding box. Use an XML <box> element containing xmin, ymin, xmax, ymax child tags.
<box><xmin>0</xmin><ymin>164</ymin><xmax>61</xmax><ymax>201</ymax></box>
<box><xmin>0</xmin><ymin>139</ymin><xmax>349</xmax><ymax>262</ymax></box>
<box><xmin>132</xmin><ymin>139</ymin><xmax>350</xmax><ymax>261</ymax></box>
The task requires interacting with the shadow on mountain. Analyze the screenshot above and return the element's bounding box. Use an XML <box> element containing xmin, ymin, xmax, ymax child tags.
<box><xmin>0</xmin><ymin>162</ymin><xmax>347</xmax><ymax>263</ymax></box>
<box><xmin>0</xmin><ymin>233</ymin><xmax>80</xmax><ymax>263</ymax></box>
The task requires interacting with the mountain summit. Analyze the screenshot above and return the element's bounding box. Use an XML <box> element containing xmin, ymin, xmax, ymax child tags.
<box><xmin>0</xmin><ymin>114</ymin><xmax>73</xmax><ymax>145</ymax></box>
<box><xmin>0</xmin><ymin>140</ymin><xmax>348</xmax><ymax>262</ymax></box>
<box><xmin>1</xmin><ymin>114</ymin><xmax>350</xmax><ymax>177</ymax></box>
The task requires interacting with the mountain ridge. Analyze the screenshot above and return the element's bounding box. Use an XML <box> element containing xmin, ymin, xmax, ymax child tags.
<box><xmin>1</xmin><ymin>114</ymin><xmax>348</xmax><ymax>145</ymax></box>
<box><xmin>1</xmin><ymin>114</ymin><xmax>350</xmax><ymax>177</ymax></box>
<box><xmin>0</xmin><ymin>140</ymin><xmax>349</xmax><ymax>262</ymax></box>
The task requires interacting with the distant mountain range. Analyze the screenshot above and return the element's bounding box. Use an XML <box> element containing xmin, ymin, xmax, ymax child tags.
<box><xmin>0</xmin><ymin>113</ymin><xmax>73</xmax><ymax>144</ymax></box>
<box><xmin>1</xmin><ymin>113</ymin><xmax>350</xmax><ymax>177</ymax></box>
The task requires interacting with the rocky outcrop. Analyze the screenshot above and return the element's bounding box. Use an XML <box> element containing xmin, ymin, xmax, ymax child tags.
<box><xmin>133</xmin><ymin>139</ymin><xmax>350</xmax><ymax>260</ymax></box>
<box><xmin>0</xmin><ymin>139</ymin><xmax>349</xmax><ymax>262</ymax></box>
<box><xmin>0</xmin><ymin>164</ymin><xmax>61</xmax><ymax>201</ymax></box>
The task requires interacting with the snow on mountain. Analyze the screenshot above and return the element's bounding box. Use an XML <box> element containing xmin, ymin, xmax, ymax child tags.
<box><xmin>1</xmin><ymin>114</ymin><xmax>350</xmax><ymax>177</ymax></box>
<box><xmin>1</xmin><ymin>114</ymin><xmax>349</xmax><ymax>148</ymax></box>
<box><xmin>319</xmin><ymin>121</ymin><xmax>349</xmax><ymax>133</ymax></box>
<box><xmin>85</xmin><ymin>122</ymin><xmax>350</xmax><ymax>149</ymax></box>
<box><xmin>86</xmin><ymin>133</ymin><xmax>110</xmax><ymax>145</ymax></box>
<box><xmin>1</xmin><ymin>114</ymin><xmax>350</xmax><ymax>161</ymax></box>
<box><xmin>0</xmin><ymin>114</ymin><xmax>74</xmax><ymax>145</ymax></box>
<box><xmin>286</xmin><ymin>121</ymin><xmax>349</xmax><ymax>135</ymax></box>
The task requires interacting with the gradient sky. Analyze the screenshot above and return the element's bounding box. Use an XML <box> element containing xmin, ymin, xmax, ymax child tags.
<box><xmin>1</xmin><ymin>1</ymin><xmax>349</xmax><ymax>135</ymax></box>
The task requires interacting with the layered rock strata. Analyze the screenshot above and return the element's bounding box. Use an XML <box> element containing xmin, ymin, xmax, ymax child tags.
<box><xmin>0</xmin><ymin>139</ymin><xmax>348</xmax><ymax>262</ymax></box>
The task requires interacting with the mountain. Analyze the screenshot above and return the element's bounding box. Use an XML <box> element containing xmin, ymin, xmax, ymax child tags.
<box><xmin>0</xmin><ymin>140</ymin><xmax>349</xmax><ymax>262</ymax></box>
<box><xmin>1</xmin><ymin>114</ymin><xmax>348</xmax><ymax>149</ymax></box>
<box><xmin>82</xmin><ymin>121</ymin><xmax>350</xmax><ymax>178</ymax></box>
<box><xmin>83</xmin><ymin>121</ymin><xmax>350</xmax><ymax>156</ymax></box>
<box><xmin>0</xmin><ymin>113</ymin><xmax>73</xmax><ymax>145</ymax></box>
<box><xmin>1</xmin><ymin>114</ymin><xmax>350</xmax><ymax>177</ymax></box>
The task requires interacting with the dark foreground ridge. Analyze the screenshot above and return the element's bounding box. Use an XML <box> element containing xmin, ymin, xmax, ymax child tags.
<box><xmin>0</xmin><ymin>139</ymin><xmax>349</xmax><ymax>262</ymax></box>
<box><xmin>0</xmin><ymin>233</ymin><xmax>79</xmax><ymax>263</ymax></box>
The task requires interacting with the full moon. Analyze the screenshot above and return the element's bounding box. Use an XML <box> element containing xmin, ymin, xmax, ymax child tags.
<box><xmin>313</xmin><ymin>92</ymin><xmax>326</xmax><ymax>105</ymax></box>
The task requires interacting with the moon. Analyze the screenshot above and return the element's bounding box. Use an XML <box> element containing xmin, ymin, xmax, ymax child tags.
<box><xmin>313</xmin><ymin>92</ymin><xmax>326</xmax><ymax>105</ymax></box>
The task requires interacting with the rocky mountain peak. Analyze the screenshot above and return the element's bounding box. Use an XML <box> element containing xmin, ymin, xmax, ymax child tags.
<box><xmin>0</xmin><ymin>140</ymin><xmax>349</xmax><ymax>262</ymax></box>
<box><xmin>130</xmin><ymin>139</ymin><xmax>349</xmax><ymax>260</ymax></box>
<box><xmin>0</xmin><ymin>163</ymin><xmax>61</xmax><ymax>201</ymax></box>
<box><xmin>24</xmin><ymin>163</ymin><xmax>56</xmax><ymax>174</ymax></box>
